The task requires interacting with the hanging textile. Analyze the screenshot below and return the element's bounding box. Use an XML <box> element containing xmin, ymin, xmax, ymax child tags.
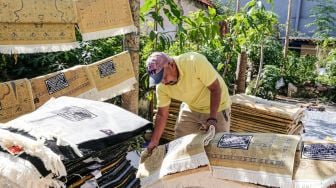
<box><xmin>76</xmin><ymin>0</ymin><xmax>137</xmax><ymax>41</ymax></box>
<box><xmin>30</xmin><ymin>65</ymin><xmax>96</xmax><ymax>108</ymax></box>
<box><xmin>84</xmin><ymin>51</ymin><xmax>137</xmax><ymax>101</ymax></box>
<box><xmin>206</xmin><ymin>132</ymin><xmax>300</xmax><ymax>188</ymax></box>
<box><xmin>0</xmin><ymin>0</ymin><xmax>78</xmax><ymax>54</ymax></box>
<box><xmin>0</xmin><ymin>78</ymin><xmax>35</xmax><ymax>123</ymax></box>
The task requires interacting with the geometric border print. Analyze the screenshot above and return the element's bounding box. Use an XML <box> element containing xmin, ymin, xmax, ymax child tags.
<box><xmin>44</xmin><ymin>72</ymin><xmax>69</xmax><ymax>95</ymax></box>
<box><xmin>302</xmin><ymin>143</ymin><xmax>336</xmax><ymax>161</ymax></box>
<box><xmin>217</xmin><ymin>134</ymin><xmax>253</xmax><ymax>150</ymax></box>
<box><xmin>98</xmin><ymin>60</ymin><xmax>116</xmax><ymax>78</ymax></box>
<box><xmin>53</xmin><ymin>106</ymin><xmax>97</xmax><ymax>121</ymax></box>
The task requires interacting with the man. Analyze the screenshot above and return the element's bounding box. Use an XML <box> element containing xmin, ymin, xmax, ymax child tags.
<box><xmin>146</xmin><ymin>52</ymin><xmax>231</xmax><ymax>153</ymax></box>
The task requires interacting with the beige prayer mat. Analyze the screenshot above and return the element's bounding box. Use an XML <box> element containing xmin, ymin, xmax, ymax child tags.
<box><xmin>206</xmin><ymin>132</ymin><xmax>300</xmax><ymax>188</ymax></box>
<box><xmin>293</xmin><ymin>141</ymin><xmax>336</xmax><ymax>188</ymax></box>
<box><xmin>76</xmin><ymin>0</ymin><xmax>137</xmax><ymax>41</ymax></box>
<box><xmin>30</xmin><ymin>65</ymin><xmax>96</xmax><ymax>108</ymax></box>
<box><xmin>137</xmin><ymin>126</ymin><xmax>215</xmax><ymax>187</ymax></box>
<box><xmin>0</xmin><ymin>79</ymin><xmax>35</xmax><ymax>123</ymax></box>
<box><xmin>149</xmin><ymin>168</ymin><xmax>268</xmax><ymax>188</ymax></box>
<box><xmin>0</xmin><ymin>0</ymin><xmax>77</xmax><ymax>23</ymax></box>
<box><xmin>84</xmin><ymin>51</ymin><xmax>137</xmax><ymax>101</ymax></box>
<box><xmin>0</xmin><ymin>23</ymin><xmax>78</xmax><ymax>54</ymax></box>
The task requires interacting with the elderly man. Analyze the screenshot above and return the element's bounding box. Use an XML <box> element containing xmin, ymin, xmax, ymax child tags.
<box><xmin>146</xmin><ymin>52</ymin><xmax>231</xmax><ymax>153</ymax></box>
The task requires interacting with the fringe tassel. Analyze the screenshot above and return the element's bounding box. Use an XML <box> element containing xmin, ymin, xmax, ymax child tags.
<box><xmin>79</xmin><ymin>77</ymin><xmax>137</xmax><ymax>101</ymax></box>
<box><xmin>161</xmin><ymin>152</ymin><xmax>210</xmax><ymax>176</ymax></box>
<box><xmin>212</xmin><ymin>166</ymin><xmax>292</xmax><ymax>188</ymax></box>
<box><xmin>0</xmin><ymin>42</ymin><xmax>80</xmax><ymax>54</ymax></box>
<box><xmin>293</xmin><ymin>176</ymin><xmax>336</xmax><ymax>188</ymax></box>
<box><xmin>0</xmin><ymin>129</ymin><xmax>66</xmax><ymax>177</ymax></box>
<box><xmin>81</xmin><ymin>25</ymin><xmax>138</xmax><ymax>41</ymax></box>
<box><xmin>0</xmin><ymin>152</ymin><xmax>65</xmax><ymax>188</ymax></box>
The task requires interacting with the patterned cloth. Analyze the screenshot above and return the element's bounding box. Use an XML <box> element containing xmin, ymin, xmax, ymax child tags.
<box><xmin>206</xmin><ymin>132</ymin><xmax>300</xmax><ymax>188</ymax></box>
<box><xmin>76</xmin><ymin>0</ymin><xmax>137</xmax><ymax>41</ymax></box>
<box><xmin>137</xmin><ymin>126</ymin><xmax>215</xmax><ymax>187</ymax></box>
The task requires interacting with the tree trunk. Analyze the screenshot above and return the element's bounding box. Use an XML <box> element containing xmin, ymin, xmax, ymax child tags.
<box><xmin>283</xmin><ymin>0</ymin><xmax>292</xmax><ymax>59</ymax></box>
<box><xmin>235</xmin><ymin>51</ymin><xmax>247</xmax><ymax>94</ymax></box>
<box><xmin>122</xmin><ymin>0</ymin><xmax>140</xmax><ymax>114</ymax></box>
<box><xmin>254</xmin><ymin>43</ymin><xmax>264</xmax><ymax>95</ymax></box>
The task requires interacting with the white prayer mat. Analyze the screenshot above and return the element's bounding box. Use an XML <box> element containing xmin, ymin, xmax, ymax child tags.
<box><xmin>3</xmin><ymin>96</ymin><xmax>151</xmax><ymax>157</ymax></box>
<box><xmin>137</xmin><ymin>126</ymin><xmax>215</xmax><ymax>187</ymax></box>
<box><xmin>206</xmin><ymin>132</ymin><xmax>301</xmax><ymax>188</ymax></box>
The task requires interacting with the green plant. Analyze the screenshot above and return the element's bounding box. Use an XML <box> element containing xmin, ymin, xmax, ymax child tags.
<box><xmin>306</xmin><ymin>0</ymin><xmax>336</xmax><ymax>39</ymax></box>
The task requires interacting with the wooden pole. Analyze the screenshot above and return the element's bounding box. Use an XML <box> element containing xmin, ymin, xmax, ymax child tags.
<box><xmin>122</xmin><ymin>0</ymin><xmax>140</xmax><ymax>114</ymax></box>
<box><xmin>283</xmin><ymin>0</ymin><xmax>292</xmax><ymax>59</ymax></box>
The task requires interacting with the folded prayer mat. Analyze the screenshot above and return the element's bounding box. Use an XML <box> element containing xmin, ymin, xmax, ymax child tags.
<box><xmin>0</xmin><ymin>78</ymin><xmax>35</xmax><ymax>123</ymax></box>
<box><xmin>137</xmin><ymin>125</ymin><xmax>215</xmax><ymax>187</ymax></box>
<box><xmin>30</xmin><ymin>65</ymin><xmax>96</xmax><ymax>108</ymax></box>
<box><xmin>0</xmin><ymin>23</ymin><xmax>79</xmax><ymax>54</ymax></box>
<box><xmin>0</xmin><ymin>0</ymin><xmax>77</xmax><ymax>23</ymax></box>
<box><xmin>84</xmin><ymin>51</ymin><xmax>137</xmax><ymax>101</ymax></box>
<box><xmin>206</xmin><ymin>132</ymin><xmax>301</xmax><ymax>188</ymax></box>
<box><xmin>293</xmin><ymin>141</ymin><xmax>336</xmax><ymax>188</ymax></box>
<box><xmin>76</xmin><ymin>0</ymin><xmax>137</xmax><ymax>41</ymax></box>
<box><xmin>4</xmin><ymin>96</ymin><xmax>151</xmax><ymax>157</ymax></box>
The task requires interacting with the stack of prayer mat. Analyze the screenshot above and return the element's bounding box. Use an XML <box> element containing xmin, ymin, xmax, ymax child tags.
<box><xmin>231</xmin><ymin>94</ymin><xmax>304</xmax><ymax>134</ymax></box>
<box><xmin>153</xmin><ymin>99</ymin><xmax>182</xmax><ymax>141</ymax></box>
<box><xmin>0</xmin><ymin>96</ymin><xmax>151</xmax><ymax>188</ymax></box>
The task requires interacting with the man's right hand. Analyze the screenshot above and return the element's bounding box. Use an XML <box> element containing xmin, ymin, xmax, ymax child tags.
<box><xmin>147</xmin><ymin>141</ymin><xmax>158</xmax><ymax>155</ymax></box>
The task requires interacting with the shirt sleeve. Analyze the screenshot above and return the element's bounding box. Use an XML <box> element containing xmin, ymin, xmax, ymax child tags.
<box><xmin>156</xmin><ymin>85</ymin><xmax>171</xmax><ymax>108</ymax></box>
<box><xmin>194</xmin><ymin>53</ymin><xmax>218</xmax><ymax>87</ymax></box>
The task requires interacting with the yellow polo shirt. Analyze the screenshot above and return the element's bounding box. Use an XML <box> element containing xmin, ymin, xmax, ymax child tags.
<box><xmin>156</xmin><ymin>52</ymin><xmax>231</xmax><ymax>113</ymax></box>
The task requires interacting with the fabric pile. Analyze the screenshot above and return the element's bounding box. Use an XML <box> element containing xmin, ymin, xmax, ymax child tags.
<box><xmin>230</xmin><ymin>94</ymin><xmax>304</xmax><ymax>134</ymax></box>
<box><xmin>153</xmin><ymin>99</ymin><xmax>182</xmax><ymax>141</ymax></box>
<box><xmin>0</xmin><ymin>96</ymin><xmax>151</xmax><ymax>188</ymax></box>
<box><xmin>0</xmin><ymin>0</ymin><xmax>78</xmax><ymax>54</ymax></box>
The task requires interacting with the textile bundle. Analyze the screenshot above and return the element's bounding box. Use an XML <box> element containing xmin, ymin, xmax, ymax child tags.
<box><xmin>76</xmin><ymin>0</ymin><xmax>137</xmax><ymax>41</ymax></box>
<box><xmin>0</xmin><ymin>0</ymin><xmax>78</xmax><ymax>54</ymax></box>
<box><xmin>84</xmin><ymin>51</ymin><xmax>137</xmax><ymax>101</ymax></box>
<box><xmin>153</xmin><ymin>99</ymin><xmax>182</xmax><ymax>141</ymax></box>
<box><xmin>206</xmin><ymin>132</ymin><xmax>300</xmax><ymax>188</ymax></box>
<box><xmin>230</xmin><ymin>94</ymin><xmax>304</xmax><ymax>134</ymax></box>
<box><xmin>0</xmin><ymin>78</ymin><xmax>35</xmax><ymax>123</ymax></box>
<box><xmin>0</xmin><ymin>96</ymin><xmax>151</xmax><ymax>187</ymax></box>
<box><xmin>137</xmin><ymin>125</ymin><xmax>215</xmax><ymax>187</ymax></box>
<box><xmin>30</xmin><ymin>65</ymin><xmax>96</xmax><ymax>108</ymax></box>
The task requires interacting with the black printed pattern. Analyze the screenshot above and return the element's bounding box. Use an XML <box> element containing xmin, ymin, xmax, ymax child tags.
<box><xmin>45</xmin><ymin>73</ymin><xmax>69</xmax><ymax>94</ymax></box>
<box><xmin>217</xmin><ymin>134</ymin><xmax>253</xmax><ymax>150</ymax></box>
<box><xmin>302</xmin><ymin>143</ymin><xmax>336</xmax><ymax>161</ymax></box>
<box><xmin>98</xmin><ymin>60</ymin><xmax>116</xmax><ymax>78</ymax></box>
<box><xmin>100</xmin><ymin>129</ymin><xmax>114</xmax><ymax>136</ymax></box>
<box><xmin>53</xmin><ymin>106</ymin><xmax>97</xmax><ymax>121</ymax></box>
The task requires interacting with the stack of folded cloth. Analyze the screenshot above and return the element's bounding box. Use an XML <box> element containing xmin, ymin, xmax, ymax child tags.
<box><xmin>231</xmin><ymin>94</ymin><xmax>304</xmax><ymax>134</ymax></box>
<box><xmin>153</xmin><ymin>99</ymin><xmax>182</xmax><ymax>141</ymax></box>
<box><xmin>0</xmin><ymin>96</ymin><xmax>151</xmax><ymax>188</ymax></box>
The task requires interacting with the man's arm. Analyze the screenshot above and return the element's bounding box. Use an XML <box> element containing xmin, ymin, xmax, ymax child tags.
<box><xmin>147</xmin><ymin>105</ymin><xmax>169</xmax><ymax>153</ymax></box>
<box><xmin>207</xmin><ymin>78</ymin><xmax>221</xmax><ymax>126</ymax></box>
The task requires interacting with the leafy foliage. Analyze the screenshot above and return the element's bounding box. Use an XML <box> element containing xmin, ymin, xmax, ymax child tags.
<box><xmin>306</xmin><ymin>0</ymin><xmax>336</xmax><ymax>38</ymax></box>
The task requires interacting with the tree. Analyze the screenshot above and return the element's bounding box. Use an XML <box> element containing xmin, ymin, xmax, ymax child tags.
<box><xmin>122</xmin><ymin>0</ymin><xmax>140</xmax><ymax>114</ymax></box>
<box><xmin>306</xmin><ymin>0</ymin><xmax>336</xmax><ymax>39</ymax></box>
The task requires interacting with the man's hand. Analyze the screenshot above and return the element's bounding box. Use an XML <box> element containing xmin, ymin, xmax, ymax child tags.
<box><xmin>200</xmin><ymin>117</ymin><xmax>217</xmax><ymax>131</ymax></box>
<box><xmin>147</xmin><ymin>141</ymin><xmax>158</xmax><ymax>155</ymax></box>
